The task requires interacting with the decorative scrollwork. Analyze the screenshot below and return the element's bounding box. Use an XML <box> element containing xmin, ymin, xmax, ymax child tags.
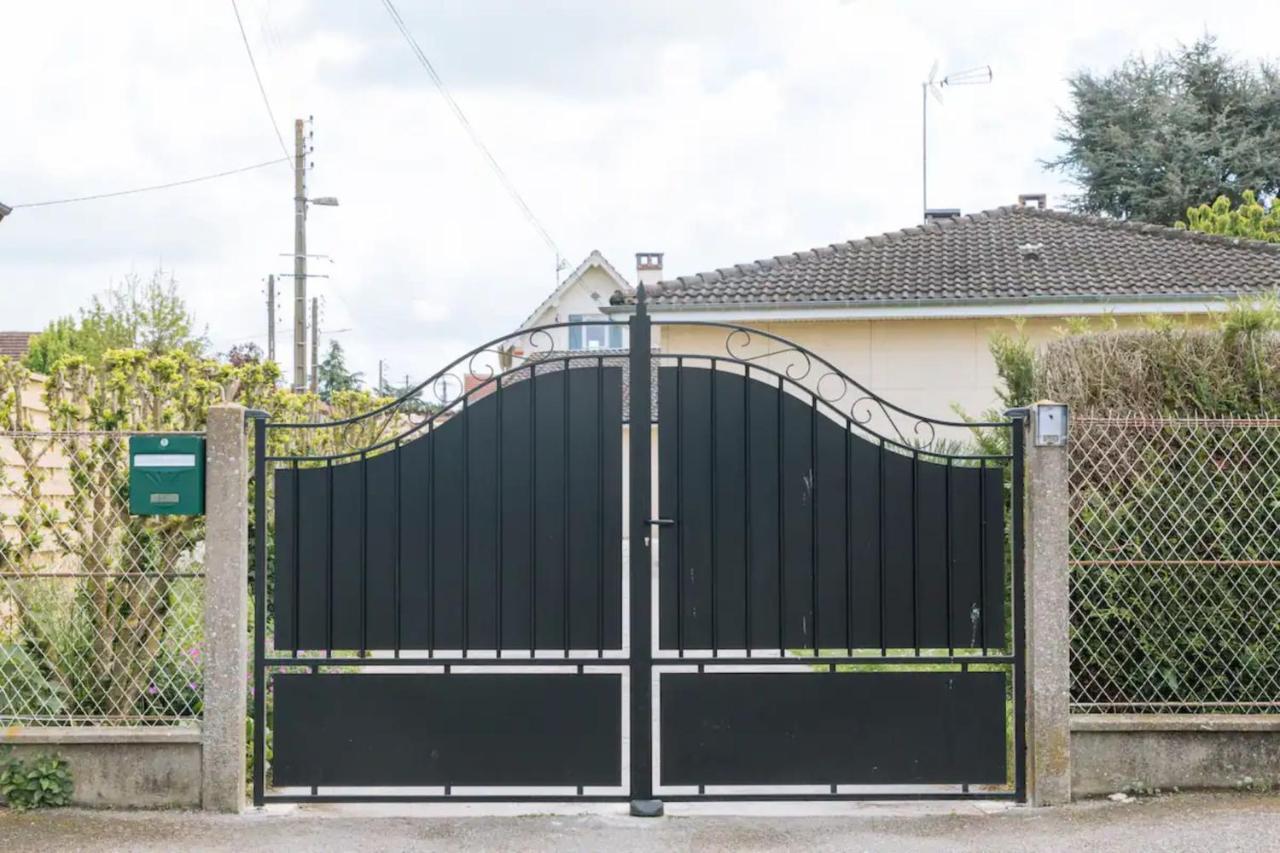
<box><xmin>723</xmin><ymin>328</ymin><xmax>813</xmax><ymax>381</ymax></box>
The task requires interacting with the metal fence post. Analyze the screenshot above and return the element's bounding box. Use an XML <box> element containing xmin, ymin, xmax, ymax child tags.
<box><xmin>1022</xmin><ymin>402</ymin><xmax>1072</xmax><ymax>805</ymax></box>
<box><xmin>202</xmin><ymin>404</ymin><xmax>248</xmax><ymax>812</ymax></box>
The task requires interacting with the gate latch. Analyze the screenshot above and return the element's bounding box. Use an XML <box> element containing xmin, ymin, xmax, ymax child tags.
<box><xmin>646</xmin><ymin>518</ymin><xmax>676</xmax><ymax>528</ymax></box>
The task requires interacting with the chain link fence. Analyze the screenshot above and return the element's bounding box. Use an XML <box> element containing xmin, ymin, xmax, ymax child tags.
<box><xmin>0</xmin><ymin>431</ymin><xmax>204</xmax><ymax>725</ymax></box>
<box><xmin>1069</xmin><ymin>415</ymin><xmax>1280</xmax><ymax>713</ymax></box>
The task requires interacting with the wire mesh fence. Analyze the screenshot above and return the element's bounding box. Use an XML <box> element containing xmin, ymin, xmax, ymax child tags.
<box><xmin>0</xmin><ymin>431</ymin><xmax>203</xmax><ymax>725</ymax></box>
<box><xmin>1069</xmin><ymin>415</ymin><xmax>1280</xmax><ymax>713</ymax></box>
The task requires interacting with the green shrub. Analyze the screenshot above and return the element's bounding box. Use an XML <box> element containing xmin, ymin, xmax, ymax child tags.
<box><xmin>0</xmin><ymin>751</ymin><xmax>73</xmax><ymax>810</ymax></box>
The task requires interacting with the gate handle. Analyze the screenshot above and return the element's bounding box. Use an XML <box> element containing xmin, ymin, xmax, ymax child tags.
<box><xmin>646</xmin><ymin>518</ymin><xmax>676</xmax><ymax>527</ymax></box>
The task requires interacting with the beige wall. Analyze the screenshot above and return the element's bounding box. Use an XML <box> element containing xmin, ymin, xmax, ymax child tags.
<box><xmin>657</xmin><ymin>314</ymin><xmax>1181</xmax><ymax>438</ymax></box>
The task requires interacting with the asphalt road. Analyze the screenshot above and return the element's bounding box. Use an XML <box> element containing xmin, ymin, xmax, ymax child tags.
<box><xmin>4</xmin><ymin>793</ymin><xmax>1280</xmax><ymax>852</ymax></box>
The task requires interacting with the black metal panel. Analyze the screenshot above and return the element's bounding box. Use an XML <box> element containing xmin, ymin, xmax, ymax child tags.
<box><xmin>658</xmin><ymin>365</ymin><xmax>1005</xmax><ymax>652</ymax></box>
<box><xmin>273</xmin><ymin>673</ymin><xmax>622</xmax><ymax>787</ymax></box>
<box><xmin>659</xmin><ymin>670</ymin><xmax>1007</xmax><ymax>786</ymax></box>
<box><xmin>273</xmin><ymin>365</ymin><xmax>624</xmax><ymax>651</ymax></box>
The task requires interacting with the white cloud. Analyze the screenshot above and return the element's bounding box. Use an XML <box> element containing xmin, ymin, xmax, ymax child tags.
<box><xmin>3</xmin><ymin>0</ymin><xmax>1280</xmax><ymax>386</ymax></box>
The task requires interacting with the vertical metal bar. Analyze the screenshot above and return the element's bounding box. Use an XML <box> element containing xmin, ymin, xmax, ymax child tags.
<box><xmin>844</xmin><ymin>419</ymin><xmax>853</xmax><ymax>655</ymax></box>
<box><xmin>709</xmin><ymin>358</ymin><xmax>718</xmax><ymax>657</ymax></box>
<box><xmin>743</xmin><ymin>366</ymin><xmax>752</xmax><ymax>656</ymax></box>
<box><xmin>325</xmin><ymin>460</ymin><xmax>334</xmax><ymax>658</ymax></box>
<box><xmin>393</xmin><ymin>439</ymin><xmax>402</xmax><ymax>658</ymax></box>
<box><xmin>979</xmin><ymin>458</ymin><xmax>988</xmax><ymax>656</ymax></box>
<box><xmin>596</xmin><ymin>356</ymin><xmax>605</xmax><ymax>656</ymax></box>
<box><xmin>428</xmin><ymin>419</ymin><xmax>436</xmax><ymax>654</ymax></box>
<box><xmin>675</xmin><ymin>356</ymin><xmax>684</xmax><ymax>657</ymax></box>
<box><xmin>628</xmin><ymin>293</ymin><xmax>654</xmax><ymax>805</ymax></box>
<box><xmin>252</xmin><ymin>417</ymin><xmax>267</xmax><ymax>806</ymax></box>
<box><xmin>809</xmin><ymin>394</ymin><xmax>818</xmax><ymax>654</ymax></box>
<box><xmin>496</xmin><ymin>380</ymin><xmax>504</xmax><ymax>655</ymax></box>
<box><xmin>1011</xmin><ymin>417</ymin><xmax>1028</xmax><ymax>801</ymax></box>
<box><xmin>877</xmin><ymin>437</ymin><xmax>886</xmax><ymax>656</ymax></box>
<box><xmin>462</xmin><ymin>395</ymin><xmax>470</xmax><ymax>658</ymax></box>
<box><xmin>291</xmin><ymin>458</ymin><xmax>301</xmax><ymax>654</ymax></box>
<box><xmin>360</xmin><ymin>450</ymin><xmax>369</xmax><ymax>656</ymax></box>
<box><xmin>911</xmin><ymin>448</ymin><xmax>919</xmax><ymax>656</ymax></box>
<box><xmin>945</xmin><ymin>457</ymin><xmax>953</xmax><ymax>657</ymax></box>
<box><xmin>777</xmin><ymin>376</ymin><xmax>786</xmax><ymax>654</ymax></box>
<box><xmin>530</xmin><ymin>364</ymin><xmax>538</xmax><ymax>656</ymax></box>
<box><xmin>563</xmin><ymin>358</ymin><xmax>571</xmax><ymax>656</ymax></box>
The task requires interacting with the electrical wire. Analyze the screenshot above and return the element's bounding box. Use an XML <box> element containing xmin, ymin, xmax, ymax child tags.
<box><xmin>10</xmin><ymin>157</ymin><xmax>289</xmax><ymax>209</ymax></box>
<box><xmin>380</xmin><ymin>0</ymin><xmax>563</xmax><ymax>259</ymax></box>
<box><xmin>229</xmin><ymin>0</ymin><xmax>292</xmax><ymax>163</ymax></box>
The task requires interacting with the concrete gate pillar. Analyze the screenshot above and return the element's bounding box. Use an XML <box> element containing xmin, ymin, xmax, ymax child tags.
<box><xmin>1022</xmin><ymin>402</ymin><xmax>1072</xmax><ymax>805</ymax></box>
<box><xmin>203</xmin><ymin>404</ymin><xmax>248</xmax><ymax>812</ymax></box>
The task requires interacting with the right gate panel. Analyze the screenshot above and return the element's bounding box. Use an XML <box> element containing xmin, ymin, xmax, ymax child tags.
<box><xmin>657</xmin><ymin>364</ymin><xmax>1006</xmax><ymax>655</ymax></box>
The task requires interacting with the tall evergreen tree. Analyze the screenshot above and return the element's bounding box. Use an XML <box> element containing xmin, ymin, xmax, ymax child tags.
<box><xmin>1047</xmin><ymin>37</ymin><xmax>1280</xmax><ymax>224</ymax></box>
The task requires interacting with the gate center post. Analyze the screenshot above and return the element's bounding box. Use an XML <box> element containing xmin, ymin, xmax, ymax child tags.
<box><xmin>628</xmin><ymin>288</ymin><xmax>663</xmax><ymax>817</ymax></box>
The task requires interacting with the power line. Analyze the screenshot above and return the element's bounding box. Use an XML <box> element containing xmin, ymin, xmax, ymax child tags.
<box><xmin>11</xmin><ymin>157</ymin><xmax>289</xmax><ymax>209</ymax></box>
<box><xmin>379</xmin><ymin>0</ymin><xmax>563</xmax><ymax>259</ymax></box>
<box><xmin>229</xmin><ymin>0</ymin><xmax>291</xmax><ymax>163</ymax></box>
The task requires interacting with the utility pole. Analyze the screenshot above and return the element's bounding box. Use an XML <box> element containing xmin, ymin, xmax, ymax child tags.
<box><xmin>292</xmin><ymin>118</ymin><xmax>308</xmax><ymax>392</ymax></box>
<box><xmin>310</xmin><ymin>297</ymin><xmax>320</xmax><ymax>394</ymax></box>
<box><xmin>266</xmin><ymin>275</ymin><xmax>276</xmax><ymax>364</ymax></box>
<box><xmin>378</xmin><ymin>359</ymin><xmax>385</xmax><ymax>394</ymax></box>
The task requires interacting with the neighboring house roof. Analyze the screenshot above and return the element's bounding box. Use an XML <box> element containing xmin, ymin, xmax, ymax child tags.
<box><xmin>519</xmin><ymin>250</ymin><xmax>633</xmax><ymax>330</ymax></box>
<box><xmin>608</xmin><ymin>205</ymin><xmax>1280</xmax><ymax>312</ymax></box>
<box><xmin>0</xmin><ymin>331</ymin><xmax>34</xmax><ymax>360</ymax></box>
<box><xmin>524</xmin><ymin>349</ymin><xmax>658</xmax><ymax>423</ymax></box>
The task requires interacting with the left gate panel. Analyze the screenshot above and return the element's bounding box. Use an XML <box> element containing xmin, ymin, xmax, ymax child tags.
<box><xmin>272</xmin><ymin>364</ymin><xmax>625</xmax><ymax>653</ymax></box>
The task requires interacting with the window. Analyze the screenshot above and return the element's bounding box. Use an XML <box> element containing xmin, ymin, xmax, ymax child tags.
<box><xmin>568</xmin><ymin>315</ymin><xmax>625</xmax><ymax>351</ymax></box>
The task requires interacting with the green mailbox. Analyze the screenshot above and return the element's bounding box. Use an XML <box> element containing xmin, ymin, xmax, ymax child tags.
<box><xmin>128</xmin><ymin>435</ymin><xmax>206</xmax><ymax>516</ymax></box>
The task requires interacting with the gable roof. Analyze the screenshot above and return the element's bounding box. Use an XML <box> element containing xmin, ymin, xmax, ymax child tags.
<box><xmin>609</xmin><ymin>205</ymin><xmax>1280</xmax><ymax>312</ymax></box>
<box><xmin>519</xmin><ymin>250</ymin><xmax>633</xmax><ymax>330</ymax></box>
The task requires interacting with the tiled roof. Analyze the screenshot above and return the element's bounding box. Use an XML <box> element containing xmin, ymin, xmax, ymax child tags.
<box><xmin>612</xmin><ymin>205</ymin><xmax>1280</xmax><ymax>309</ymax></box>
<box><xmin>0</xmin><ymin>332</ymin><xmax>34</xmax><ymax>360</ymax></box>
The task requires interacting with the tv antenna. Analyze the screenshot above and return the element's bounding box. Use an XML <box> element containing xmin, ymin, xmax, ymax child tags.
<box><xmin>922</xmin><ymin>62</ymin><xmax>992</xmax><ymax>221</ymax></box>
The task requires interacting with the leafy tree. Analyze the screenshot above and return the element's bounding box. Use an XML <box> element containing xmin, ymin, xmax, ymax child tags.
<box><xmin>1178</xmin><ymin>190</ymin><xmax>1280</xmax><ymax>242</ymax></box>
<box><xmin>24</xmin><ymin>269</ymin><xmax>207</xmax><ymax>373</ymax></box>
<box><xmin>316</xmin><ymin>340</ymin><xmax>363</xmax><ymax>401</ymax></box>
<box><xmin>1047</xmin><ymin>37</ymin><xmax>1280</xmax><ymax>224</ymax></box>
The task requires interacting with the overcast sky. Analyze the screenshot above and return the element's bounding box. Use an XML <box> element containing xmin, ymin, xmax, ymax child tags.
<box><xmin>3</xmin><ymin>1</ymin><xmax>1277</xmax><ymax>385</ymax></box>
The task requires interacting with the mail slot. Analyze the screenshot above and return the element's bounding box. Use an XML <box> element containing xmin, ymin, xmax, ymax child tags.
<box><xmin>128</xmin><ymin>435</ymin><xmax>205</xmax><ymax>516</ymax></box>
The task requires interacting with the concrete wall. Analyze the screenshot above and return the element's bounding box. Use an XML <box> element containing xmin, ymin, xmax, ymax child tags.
<box><xmin>1071</xmin><ymin>716</ymin><xmax>1280</xmax><ymax>797</ymax></box>
<box><xmin>2</xmin><ymin>728</ymin><xmax>203</xmax><ymax>808</ymax></box>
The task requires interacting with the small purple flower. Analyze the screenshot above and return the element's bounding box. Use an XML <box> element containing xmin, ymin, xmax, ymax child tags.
<box><xmin>147</xmin><ymin>684</ymin><xmax>159</xmax><ymax>695</ymax></box>
<box><xmin>187</xmin><ymin>681</ymin><xmax>198</xmax><ymax>691</ymax></box>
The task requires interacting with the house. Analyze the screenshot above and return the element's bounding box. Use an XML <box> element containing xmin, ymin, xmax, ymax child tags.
<box><xmin>603</xmin><ymin>196</ymin><xmax>1280</xmax><ymax>423</ymax></box>
<box><xmin>513</xmin><ymin>250</ymin><xmax>639</xmax><ymax>358</ymax></box>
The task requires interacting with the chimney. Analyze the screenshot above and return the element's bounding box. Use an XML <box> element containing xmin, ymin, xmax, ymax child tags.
<box><xmin>636</xmin><ymin>252</ymin><xmax>664</xmax><ymax>288</ymax></box>
<box><xmin>1018</xmin><ymin>193</ymin><xmax>1047</xmax><ymax>209</ymax></box>
<box><xmin>924</xmin><ymin>208</ymin><xmax>961</xmax><ymax>223</ymax></box>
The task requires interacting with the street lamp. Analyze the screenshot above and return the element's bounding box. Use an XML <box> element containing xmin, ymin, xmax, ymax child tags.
<box><xmin>922</xmin><ymin>63</ymin><xmax>992</xmax><ymax>221</ymax></box>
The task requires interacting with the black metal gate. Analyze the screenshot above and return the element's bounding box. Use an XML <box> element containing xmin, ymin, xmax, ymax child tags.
<box><xmin>252</xmin><ymin>288</ymin><xmax>1026</xmax><ymax>806</ymax></box>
